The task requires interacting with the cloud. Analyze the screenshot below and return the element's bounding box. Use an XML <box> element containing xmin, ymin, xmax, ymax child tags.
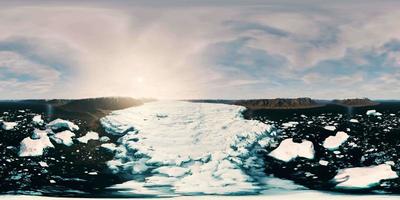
<box><xmin>0</xmin><ymin>1</ymin><xmax>400</xmax><ymax>99</ymax></box>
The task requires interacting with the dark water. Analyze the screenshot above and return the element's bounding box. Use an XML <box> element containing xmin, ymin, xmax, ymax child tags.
<box><xmin>245</xmin><ymin>102</ymin><xmax>400</xmax><ymax>193</ymax></box>
<box><xmin>0</xmin><ymin>102</ymin><xmax>127</xmax><ymax>197</ymax></box>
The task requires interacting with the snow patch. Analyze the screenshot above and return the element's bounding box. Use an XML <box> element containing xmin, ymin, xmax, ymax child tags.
<box><xmin>333</xmin><ymin>164</ymin><xmax>398</xmax><ymax>189</ymax></box>
<box><xmin>268</xmin><ymin>138</ymin><xmax>315</xmax><ymax>162</ymax></box>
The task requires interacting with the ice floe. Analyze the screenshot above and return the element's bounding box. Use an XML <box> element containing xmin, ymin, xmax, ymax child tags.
<box><xmin>333</xmin><ymin>164</ymin><xmax>398</xmax><ymax>189</ymax></box>
<box><xmin>50</xmin><ymin>130</ymin><xmax>76</xmax><ymax>146</ymax></box>
<box><xmin>19</xmin><ymin>129</ymin><xmax>54</xmax><ymax>157</ymax></box>
<box><xmin>77</xmin><ymin>131</ymin><xmax>99</xmax><ymax>143</ymax></box>
<box><xmin>282</xmin><ymin>121</ymin><xmax>299</xmax><ymax>128</ymax></box>
<box><xmin>32</xmin><ymin>115</ymin><xmax>44</xmax><ymax>126</ymax></box>
<box><xmin>323</xmin><ymin>131</ymin><xmax>349</xmax><ymax>150</ymax></box>
<box><xmin>47</xmin><ymin>119</ymin><xmax>79</xmax><ymax>131</ymax></box>
<box><xmin>323</xmin><ymin>126</ymin><xmax>336</xmax><ymax>131</ymax></box>
<box><xmin>268</xmin><ymin>138</ymin><xmax>315</xmax><ymax>162</ymax></box>
<box><xmin>349</xmin><ymin>119</ymin><xmax>359</xmax><ymax>123</ymax></box>
<box><xmin>366</xmin><ymin>110</ymin><xmax>382</xmax><ymax>116</ymax></box>
<box><xmin>101</xmin><ymin>100</ymin><xmax>278</xmax><ymax>195</ymax></box>
<box><xmin>2</xmin><ymin>121</ymin><xmax>18</xmax><ymax>130</ymax></box>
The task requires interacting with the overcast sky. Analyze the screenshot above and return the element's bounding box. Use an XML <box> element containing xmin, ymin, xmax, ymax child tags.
<box><xmin>0</xmin><ymin>0</ymin><xmax>400</xmax><ymax>99</ymax></box>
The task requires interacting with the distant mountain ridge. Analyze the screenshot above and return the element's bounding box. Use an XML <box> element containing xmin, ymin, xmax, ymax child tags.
<box><xmin>332</xmin><ymin>98</ymin><xmax>379</xmax><ymax>107</ymax></box>
<box><xmin>190</xmin><ymin>98</ymin><xmax>380</xmax><ymax>109</ymax></box>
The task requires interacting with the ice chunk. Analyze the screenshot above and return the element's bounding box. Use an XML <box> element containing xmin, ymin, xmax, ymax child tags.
<box><xmin>77</xmin><ymin>131</ymin><xmax>99</xmax><ymax>143</ymax></box>
<box><xmin>47</xmin><ymin>119</ymin><xmax>79</xmax><ymax>131</ymax></box>
<box><xmin>349</xmin><ymin>119</ymin><xmax>359</xmax><ymax>123</ymax></box>
<box><xmin>100</xmin><ymin>143</ymin><xmax>117</xmax><ymax>152</ymax></box>
<box><xmin>323</xmin><ymin>126</ymin><xmax>336</xmax><ymax>131</ymax></box>
<box><xmin>319</xmin><ymin>160</ymin><xmax>329</xmax><ymax>166</ymax></box>
<box><xmin>38</xmin><ymin>161</ymin><xmax>48</xmax><ymax>167</ymax></box>
<box><xmin>50</xmin><ymin>130</ymin><xmax>75</xmax><ymax>146</ymax></box>
<box><xmin>2</xmin><ymin>121</ymin><xmax>18</xmax><ymax>130</ymax></box>
<box><xmin>102</xmin><ymin>101</ymin><xmax>276</xmax><ymax>195</ymax></box>
<box><xmin>333</xmin><ymin>164</ymin><xmax>398</xmax><ymax>189</ymax></box>
<box><xmin>268</xmin><ymin>138</ymin><xmax>315</xmax><ymax>162</ymax></box>
<box><xmin>19</xmin><ymin>129</ymin><xmax>54</xmax><ymax>157</ymax></box>
<box><xmin>282</xmin><ymin>121</ymin><xmax>299</xmax><ymax>128</ymax></box>
<box><xmin>32</xmin><ymin>115</ymin><xmax>44</xmax><ymax>126</ymax></box>
<box><xmin>366</xmin><ymin>110</ymin><xmax>382</xmax><ymax>116</ymax></box>
<box><xmin>99</xmin><ymin>136</ymin><xmax>110</xmax><ymax>142</ymax></box>
<box><xmin>323</xmin><ymin>131</ymin><xmax>349</xmax><ymax>150</ymax></box>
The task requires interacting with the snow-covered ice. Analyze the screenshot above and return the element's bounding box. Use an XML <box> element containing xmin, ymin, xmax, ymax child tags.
<box><xmin>333</xmin><ymin>164</ymin><xmax>399</xmax><ymax>189</ymax></box>
<box><xmin>268</xmin><ymin>138</ymin><xmax>315</xmax><ymax>162</ymax></box>
<box><xmin>77</xmin><ymin>131</ymin><xmax>99</xmax><ymax>143</ymax></box>
<box><xmin>2</xmin><ymin>121</ymin><xmax>18</xmax><ymax>130</ymax></box>
<box><xmin>47</xmin><ymin>119</ymin><xmax>79</xmax><ymax>131</ymax></box>
<box><xmin>50</xmin><ymin>130</ymin><xmax>76</xmax><ymax>146</ymax></box>
<box><xmin>19</xmin><ymin>129</ymin><xmax>54</xmax><ymax>157</ymax></box>
<box><xmin>323</xmin><ymin>131</ymin><xmax>349</xmax><ymax>150</ymax></box>
<box><xmin>101</xmin><ymin>101</ymin><xmax>278</xmax><ymax>195</ymax></box>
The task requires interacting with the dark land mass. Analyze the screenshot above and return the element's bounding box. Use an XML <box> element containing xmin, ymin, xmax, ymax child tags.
<box><xmin>332</xmin><ymin>98</ymin><xmax>379</xmax><ymax>107</ymax></box>
<box><xmin>190</xmin><ymin>98</ymin><xmax>381</xmax><ymax>110</ymax></box>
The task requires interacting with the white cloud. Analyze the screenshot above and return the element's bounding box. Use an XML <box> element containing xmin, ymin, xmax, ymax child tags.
<box><xmin>0</xmin><ymin>1</ymin><xmax>400</xmax><ymax>99</ymax></box>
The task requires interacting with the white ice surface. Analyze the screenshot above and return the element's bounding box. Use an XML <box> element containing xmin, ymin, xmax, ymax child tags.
<box><xmin>50</xmin><ymin>130</ymin><xmax>76</xmax><ymax>146</ymax></box>
<box><xmin>323</xmin><ymin>131</ymin><xmax>349</xmax><ymax>150</ymax></box>
<box><xmin>268</xmin><ymin>138</ymin><xmax>315</xmax><ymax>162</ymax></box>
<box><xmin>77</xmin><ymin>131</ymin><xmax>99</xmax><ymax>143</ymax></box>
<box><xmin>2</xmin><ymin>121</ymin><xmax>18</xmax><ymax>130</ymax></box>
<box><xmin>46</xmin><ymin>119</ymin><xmax>79</xmax><ymax>131</ymax></box>
<box><xmin>19</xmin><ymin>129</ymin><xmax>54</xmax><ymax>157</ymax></box>
<box><xmin>101</xmin><ymin>100</ymin><xmax>278</xmax><ymax>195</ymax></box>
<box><xmin>333</xmin><ymin>164</ymin><xmax>399</xmax><ymax>189</ymax></box>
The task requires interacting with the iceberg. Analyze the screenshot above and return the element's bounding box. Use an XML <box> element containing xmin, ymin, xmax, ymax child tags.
<box><xmin>101</xmin><ymin>101</ymin><xmax>278</xmax><ymax>195</ymax></box>
<box><xmin>46</xmin><ymin>119</ymin><xmax>79</xmax><ymax>131</ymax></box>
<box><xmin>333</xmin><ymin>164</ymin><xmax>398</xmax><ymax>189</ymax></box>
<box><xmin>19</xmin><ymin>129</ymin><xmax>54</xmax><ymax>157</ymax></box>
<box><xmin>268</xmin><ymin>138</ymin><xmax>315</xmax><ymax>162</ymax></box>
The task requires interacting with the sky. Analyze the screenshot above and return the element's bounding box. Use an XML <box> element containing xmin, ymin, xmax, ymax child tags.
<box><xmin>0</xmin><ymin>0</ymin><xmax>400</xmax><ymax>100</ymax></box>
